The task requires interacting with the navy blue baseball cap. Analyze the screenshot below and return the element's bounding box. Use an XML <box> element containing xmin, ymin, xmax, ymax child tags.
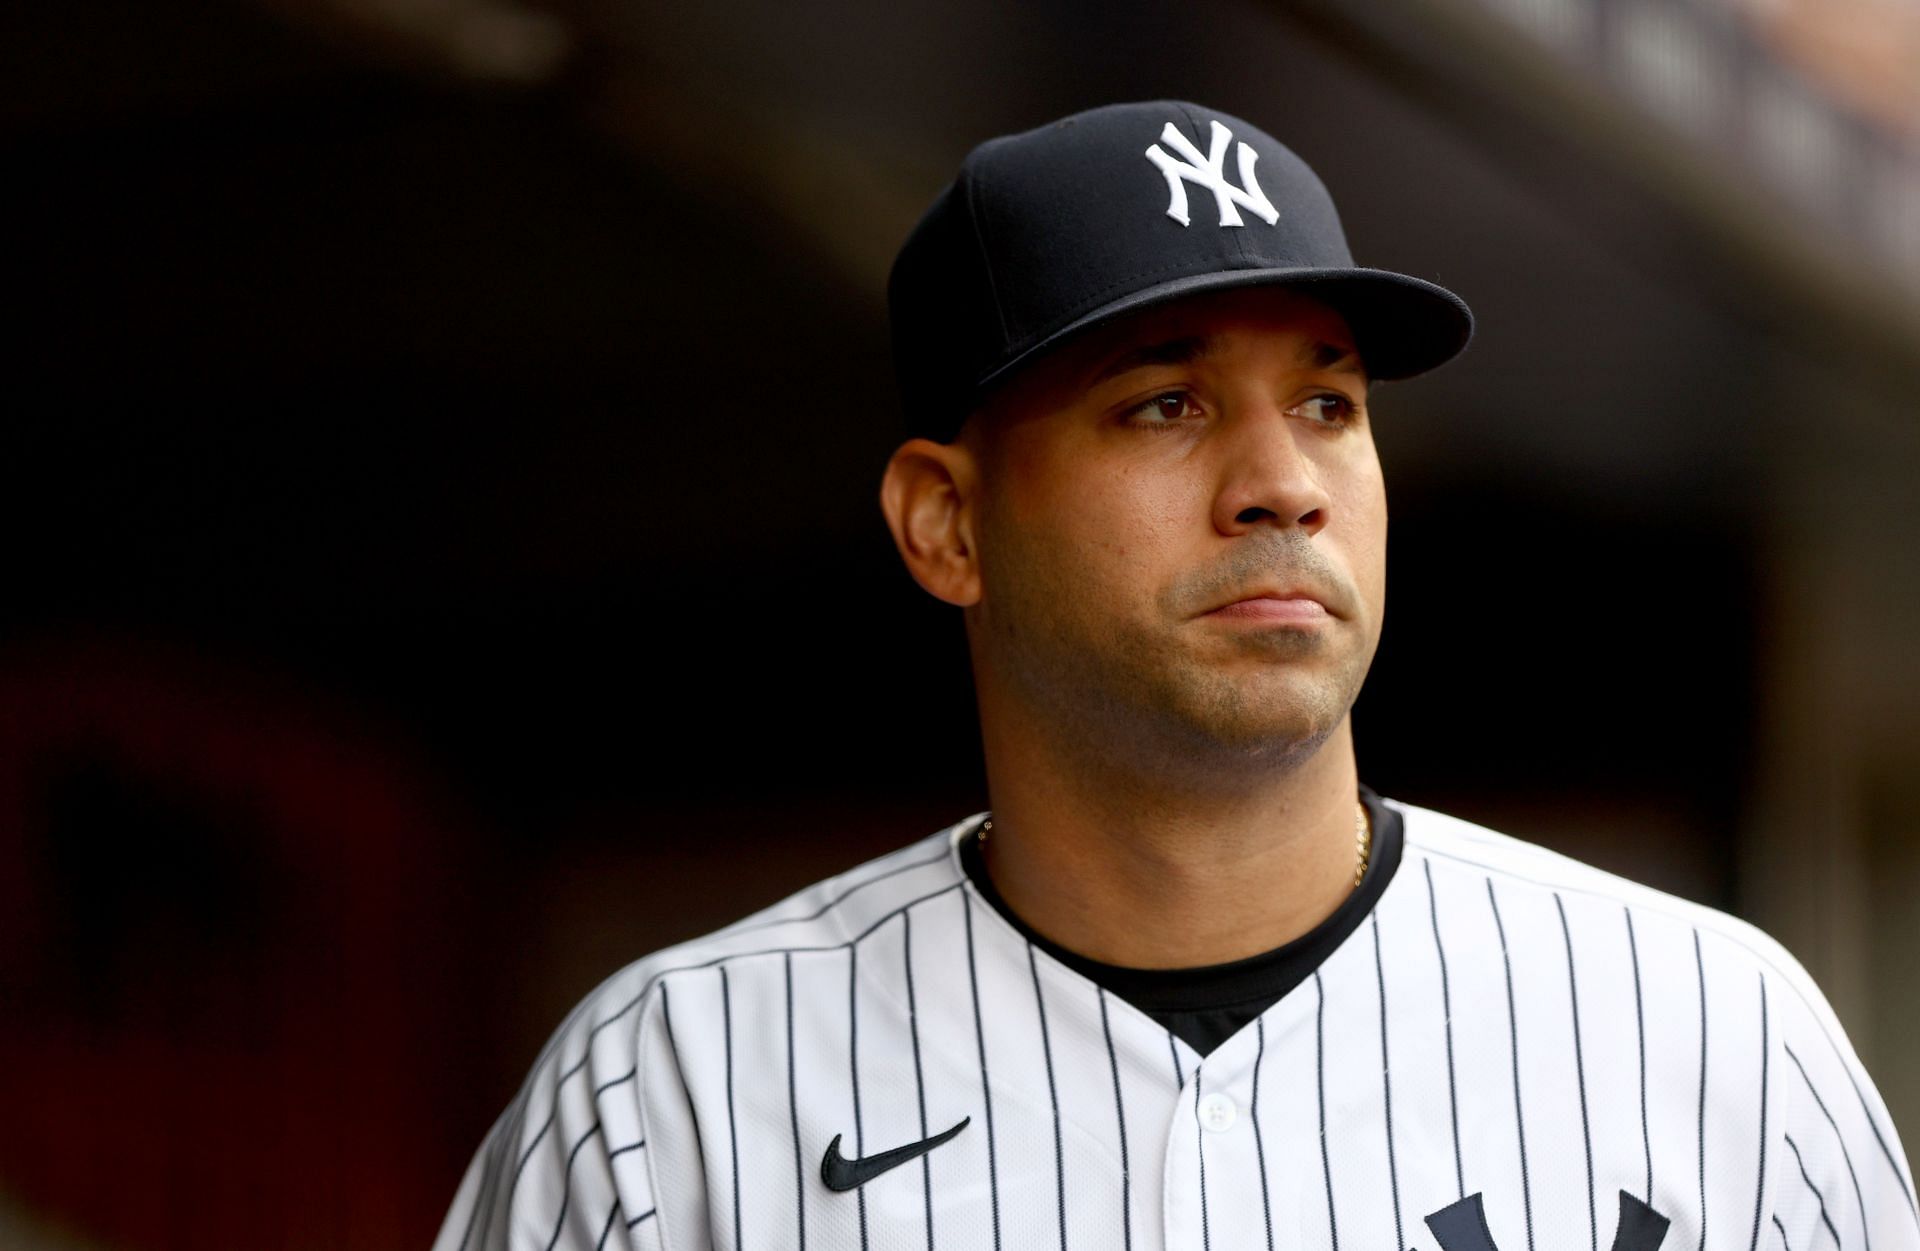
<box><xmin>887</xmin><ymin>99</ymin><xmax>1475</xmax><ymax>444</ymax></box>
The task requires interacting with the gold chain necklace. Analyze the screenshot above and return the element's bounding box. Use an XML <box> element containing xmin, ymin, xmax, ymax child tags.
<box><xmin>976</xmin><ymin>795</ymin><xmax>1373</xmax><ymax>888</ymax></box>
<box><xmin>1352</xmin><ymin>795</ymin><xmax>1372</xmax><ymax>887</ymax></box>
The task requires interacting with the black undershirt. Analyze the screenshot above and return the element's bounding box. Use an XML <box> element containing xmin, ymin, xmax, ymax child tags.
<box><xmin>957</xmin><ymin>782</ymin><xmax>1406</xmax><ymax>1057</ymax></box>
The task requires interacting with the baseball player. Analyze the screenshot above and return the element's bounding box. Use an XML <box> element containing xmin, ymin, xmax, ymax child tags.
<box><xmin>433</xmin><ymin>100</ymin><xmax>1916</xmax><ymax>1251</ymax></box>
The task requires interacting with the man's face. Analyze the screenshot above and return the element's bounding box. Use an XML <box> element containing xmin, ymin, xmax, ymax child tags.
<box><xmin>957</xmin><ymin>285</ymin><xmax>1387</xmax><ymax>772</ymax></box>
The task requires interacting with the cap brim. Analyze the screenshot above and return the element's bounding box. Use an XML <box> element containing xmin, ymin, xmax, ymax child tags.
<box><xmin>973</xmin><ymin>266</ymin><xmax>1474</xmax><ymax>401</ymax></box>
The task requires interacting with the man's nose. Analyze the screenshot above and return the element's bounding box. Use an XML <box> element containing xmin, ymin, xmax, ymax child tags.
<box><xmin>1209</xmin><ymin>399</ymin><xmax>1334</xmax><ymax>538</ymax></box>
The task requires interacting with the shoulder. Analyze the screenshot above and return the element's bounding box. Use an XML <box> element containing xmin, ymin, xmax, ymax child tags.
<box><xmin>1391</xmin><ymin>793</ymin><xmax>1835</xmax><ymax>1015</ymax></box>
<box><xmin>430</xmin><ymin>814</ymin><xmax>978</xmax><ymax>1251</ymax></box>
<box><xmin>518</xmin><ymin>815</ymin><xmax>973</xmax><ymax>1092</ymax></box>
<box><xmin>557</xmin><ymin>816</ymin><xmax>968</xmax><ymax>1034</ymax></box>
<box><xmin>1387</xmin><ymin>795</ymin><xmax>1867</xmax><ymax>1098</ymax></box>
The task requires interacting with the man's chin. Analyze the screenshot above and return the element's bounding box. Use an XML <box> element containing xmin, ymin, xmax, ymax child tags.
<box><xmin>1163</xmin><ymin>675</ymin><xmax>1353</xmax><ymax>754</ymax></box>
<box><xmin>1153</xmin><ymin>703</ymin><xmax>1343</xmax><ymax>761</ymax></box>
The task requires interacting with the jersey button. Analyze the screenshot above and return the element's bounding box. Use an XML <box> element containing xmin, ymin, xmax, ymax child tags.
<box><xmin>1198</xmin><ymin>1092</ymin><xmax>1237</xmax><ymax>1133</ymax></box>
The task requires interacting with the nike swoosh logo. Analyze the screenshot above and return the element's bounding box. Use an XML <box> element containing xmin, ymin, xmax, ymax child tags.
<box><xmin>820</xmin><ymin>1116</ymin><xmax>971</xmax><ymax>1192</ymax></box>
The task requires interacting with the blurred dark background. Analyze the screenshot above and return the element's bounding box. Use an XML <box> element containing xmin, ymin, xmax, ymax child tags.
<box><xmin>5</xmin><ymin>0</ymin><xmax>1919</xmax><ymax>1245</ymax></box>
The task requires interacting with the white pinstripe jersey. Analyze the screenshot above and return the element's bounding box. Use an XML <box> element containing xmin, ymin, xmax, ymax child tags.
<box><xmin>434</xmin><ymin>795</ymin><xmax>1919</xmax><ymax>1251</ymax></box>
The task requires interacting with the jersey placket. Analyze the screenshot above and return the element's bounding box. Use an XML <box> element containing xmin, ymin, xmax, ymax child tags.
<box><xmin>977</xmin><ymin>841</ymin><xmax>1403</xmax><ymax>1251</ymax></box>
<box><xmin>1153</xmin><ymin>986</ymin><xmax>1319</xmax><ymax>1251</ymax></box>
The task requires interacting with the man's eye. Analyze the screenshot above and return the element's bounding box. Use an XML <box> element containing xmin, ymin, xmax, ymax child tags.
<box><xmin>1301</xmin><ymin>393</ymin><xmax>1361</xmax><ymax>426</ymax></box>
<box><xmin>1126</xmin><ymin>392</ymin><xmax>1198</xmax><ymax>425</ymax></box>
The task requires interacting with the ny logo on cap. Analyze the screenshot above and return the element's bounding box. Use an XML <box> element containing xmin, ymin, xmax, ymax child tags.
<box><xmin>1144</xmin><ymin>118</ymin><xmax>1280</xmax><ymax>228</ymax></box>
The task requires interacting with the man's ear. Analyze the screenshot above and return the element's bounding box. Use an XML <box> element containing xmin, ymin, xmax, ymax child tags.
<box><xmin>878</xmin><ymin>436</ymin><xmax>983</xmax><ymax>608</ymax></box>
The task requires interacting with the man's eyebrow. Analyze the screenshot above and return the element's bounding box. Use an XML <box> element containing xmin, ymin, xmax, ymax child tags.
<box><xmin>1301</xmin><ymin>339</ymin><xmax>1365</xmax><ymax>375</ymax></box>
<box><xmin>1087</xmin><ymin>335</ymin><xmax>1216</xmax><ymax>387</ymax></box>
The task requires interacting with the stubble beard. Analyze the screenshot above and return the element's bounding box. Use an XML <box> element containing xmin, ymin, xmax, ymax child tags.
<box><xmin>976</xmin><ymin>547</ymin><xmax>1368</xmax><ymax>791</ymax></box>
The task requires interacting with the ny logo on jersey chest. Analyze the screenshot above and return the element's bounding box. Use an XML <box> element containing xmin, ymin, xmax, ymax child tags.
<box><xmin>1425</xmin><ymin>1189</ymin><xmax>1671</xmax><ymax>1251</ymax></box>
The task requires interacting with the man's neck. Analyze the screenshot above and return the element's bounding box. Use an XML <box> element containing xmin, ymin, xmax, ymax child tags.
<box><xmin>974</xmin><ymin>715</ymin><xmax>1365</xmax><ymax>970</ymax></box>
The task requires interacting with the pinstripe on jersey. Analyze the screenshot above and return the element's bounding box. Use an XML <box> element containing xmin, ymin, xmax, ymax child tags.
<box><xmin>433</xmin><ymin>797</ymin><xmax>1920</xmax><ymax>1251</ymax></box>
